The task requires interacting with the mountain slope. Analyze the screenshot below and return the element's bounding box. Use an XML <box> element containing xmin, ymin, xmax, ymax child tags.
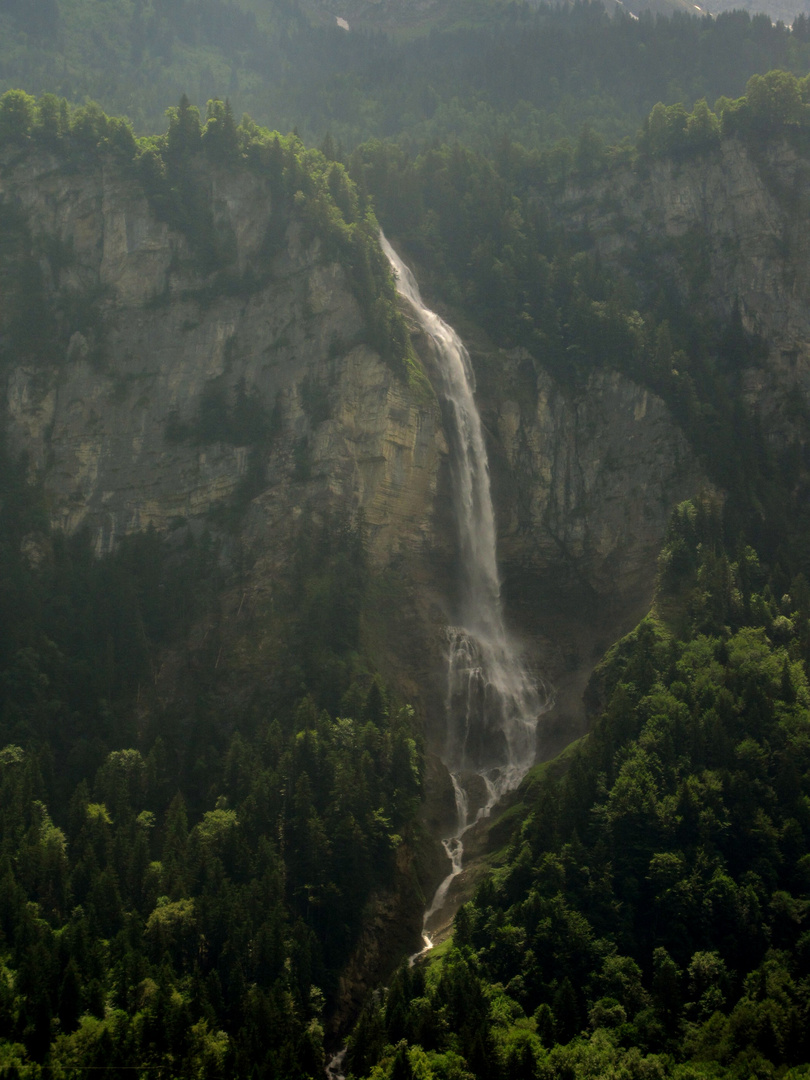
<box><xmin>2</xmin><ymin>82</ymin><xmax>810</xmax><ymax>1078</ymax></box>
<box><xmin>345</xmin><ymin>495</ymin><xmax>810</xmax><ymax>1079</ymax></box>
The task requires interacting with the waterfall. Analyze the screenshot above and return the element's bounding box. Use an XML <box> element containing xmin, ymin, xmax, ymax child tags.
<box><xmin>381</xmin><ymin>235</ymin><xmax>545</xmax><ymax>953</ymax></box>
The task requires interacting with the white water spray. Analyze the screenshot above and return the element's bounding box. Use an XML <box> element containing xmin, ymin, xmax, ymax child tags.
<box><xmin>381</xmin><ymin>235</ymin><xmax>546</xmax><ymax>959</ymax></box>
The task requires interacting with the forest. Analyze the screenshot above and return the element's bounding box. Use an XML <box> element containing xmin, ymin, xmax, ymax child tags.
<box><xmin>1</xmin><ymin>0</ymin><xmax>810</xmax><ymax>1075</ymax></box>
<box><xmin>344</xmin><ymin>494</ymin><xmax>810</xmax><ymax>1080</ymax></box>
<box><xmin>1</xmin><ymin>0</ymin><xmax>810</xmax><ymax>147</ymax></box>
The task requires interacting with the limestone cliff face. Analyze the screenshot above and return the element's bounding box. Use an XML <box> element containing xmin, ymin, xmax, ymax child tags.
<box><xmin>560</xmin><ymin>137</ymin><xmax>810</xmax><ymax>445</ymax></box>
<box><xmin>471</xmin><ymin>348</ymin><xmax>701</xmax><ymax>757</ymax></box>
<box><xmin>490</xmin><ymin>361</ymin><xmax>696</xmax><ymax>604</ymax></box>
<box><xmin>0</xmin><ymin>145</ymin><xmax>702</xmax><ymax>619</ymax></box>
<box><xmin>0</xmin><ymin>145</ymin><xmax>707</xmax><ymax>753</ymax></box>
<box><xmin>0</xmin><ymin>148</ymin><xmax>443</xmax><ymax>568</ymax></box>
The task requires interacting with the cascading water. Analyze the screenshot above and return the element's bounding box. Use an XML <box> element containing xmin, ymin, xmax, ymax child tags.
<box><xmin>381</xmin><ymin>235</ymin><xmax>546</xmax><ymax>959</ymax></box>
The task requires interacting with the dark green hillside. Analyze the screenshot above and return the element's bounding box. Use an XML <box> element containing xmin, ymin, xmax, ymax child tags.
<box><xmin>345</xmin><ymin>495</ymin><xmax>810</xmax><ymax>1079</ymax></box>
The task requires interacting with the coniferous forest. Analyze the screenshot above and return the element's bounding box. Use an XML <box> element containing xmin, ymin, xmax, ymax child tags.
<box><xmin>1</xmin><ymin>0</ymin><xmax>810</xmax><ymax>1078</ymax></box>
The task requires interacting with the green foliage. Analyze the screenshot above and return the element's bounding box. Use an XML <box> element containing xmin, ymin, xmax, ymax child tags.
<box><xmin>720</xmin><ymin>69</ymin><xmax>810</xmax><ymax>134</ymax></box>
<box><xmin>638</xmin><ymin>98</ymin><xmax>721</xmax><ymax>157</ymax></box>
<box><xmin>354</xmin><ymin>493</ymin><xmax>810</xmax><ymax>1078</ymax></box>
<box><xmin>0</xmin><ymin>89</ymin><xmax>35</xmax><ymax>142</ymax></box>
<box><xmin>637</xmin><ymin>70</ymin><xmax>810</xmax><ymax>153</ymax></box>
<box><xmin>202</xmin><ymin>97</ymin><xmax>239</xmax><ymax>161</ymax></box>
<box><xmin>0</xmin><ymin>88</ymin><xmax>138</xmax><ymax>161</ymax></box>
<box><xmin>0</xmin><ymin>439</ymin><xmax>424</xmax><ymax>1076</ymax></box>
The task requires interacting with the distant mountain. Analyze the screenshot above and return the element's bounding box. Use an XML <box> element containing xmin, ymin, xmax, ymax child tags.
<box><xmin>707</xmin><ymin>0</ymin><xmax>810</xmax><ymax>23</ymax></box>
<box><xmin>298</xmin><ymin>0</ymin><xmax>713</xmax><ymax>33</ymax></box>
<box><xmin>1</xmin><ymin>0</ymin><xmax>808</xmax><ymax>149</ymax></box>
<box><xmin>302</xmin><ymin>0</ymin><xmax>810</xmax><ymax>35</ymax></box>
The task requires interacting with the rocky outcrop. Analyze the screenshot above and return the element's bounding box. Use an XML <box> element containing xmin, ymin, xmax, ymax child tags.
<box><xmin>561</xmin><ymin>137</ymin><xmax>810</xmax><ymax>445</ymax></box>
<box><xmin>491</xmin><ymin>360</ymin><xmax>697</xmax><ymax>605</ymax></box>
<box><xmin>0</xmin><ymin>149</ymin><xmax>444</xmax><ymax>568</ymax></box>
<box><xmin>478</xmin><ymin>349</ymin><xmax>701</xmax><ymax>757</ymax></box>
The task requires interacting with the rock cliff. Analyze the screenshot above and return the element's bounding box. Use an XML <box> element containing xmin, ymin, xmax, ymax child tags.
<box><xmin>561</xmin><ymin>137</ymin><xmax>810</xmax><ymax>447</ymax></box>
<box><xmin>0</xmin><ymin>143</ymin><xmax>706</xmax><ymax>757</ymax></box>
<box><xmin>13</xmin><ymin>137</ymin><xmax>810</xmax><ymax>813</ymax></box>
<box><xmin>0</xmin><ymin>149</ymin><xmax>443</xmax><ymax>566</ymax></box>
<box><xmin>482</xmin><ymin>355</ymin><xmax>700</xmax><ymax>756</ymax></box>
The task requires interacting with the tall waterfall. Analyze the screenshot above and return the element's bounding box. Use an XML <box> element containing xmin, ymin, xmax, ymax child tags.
<box><xmin>381</xmin><ymin>236</ymin><xmax>545</xmax><ymax>949</ymax></box>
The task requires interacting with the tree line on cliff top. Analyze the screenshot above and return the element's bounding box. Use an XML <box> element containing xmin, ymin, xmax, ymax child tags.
<box><xmin>0</xmin><ymin>89</ymin><xmax>416</xmax><ymax>383</ymax></box>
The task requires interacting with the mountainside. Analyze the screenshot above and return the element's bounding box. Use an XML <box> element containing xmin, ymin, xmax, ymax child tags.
<box><xmin>5</xmin><ymin>95</ymin><xmax>810</xmax><ymax>833</ymax></box>
<box><xmin>559</xmin><ymin>136</ymin><xmax>810</xmax><ymax>437</ymax></box>
<box><xmin>0</xmin><ymin>126</ymin><xmax>706</xmax><ymax>757</ymax></box>
<box><xmin>3</xmin><ymin>88</ymin><xmax>810</xmax><ymax>1078</ymax></box>
<box><xmin>0</xmin><ymin>145</ymin><xmax>441</xmax><ymax>564</ymax></box>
